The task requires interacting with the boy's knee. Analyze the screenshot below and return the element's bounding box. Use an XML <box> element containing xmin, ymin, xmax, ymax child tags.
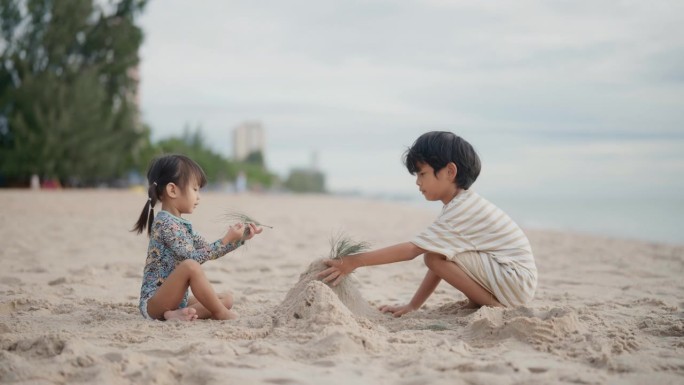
<box><xmin>424</xmin><ymin>253</ymin><xmax>446</xmax><ymax>268</ymax></box>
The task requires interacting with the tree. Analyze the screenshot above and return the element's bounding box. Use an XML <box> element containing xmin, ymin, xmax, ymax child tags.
<box><xmin>285</xmin><ymin>168</ymin><xmax>326</xmax><ymax>193</ymax></box>
<box><xmin>244</xmin><ymin>150</ymin><xmax>264</xmax><ymax>167</ymax></box>
<box><xmin>0</xmin><ymin>0</ymin><xmax>147</xmax><ymax>186</ymax></box>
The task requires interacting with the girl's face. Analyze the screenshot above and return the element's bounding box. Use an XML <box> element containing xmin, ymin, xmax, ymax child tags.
<box><xmin>415</xmin><ymin>162</ymin><xmax>459</xmax><ymax>204</ymax></box>
<box><xmin>177</xmin><ymin>177</ymin><xmax>201</xmax><ymax>215</ymax></box>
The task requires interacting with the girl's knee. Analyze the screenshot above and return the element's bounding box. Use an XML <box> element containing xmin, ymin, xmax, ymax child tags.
<box><xmin>178</xmin><ymin>259</ymin><xmax>201</xmax><ymax>273</ymax></box>
<box><xmin>220</xmin><ymin>292</ymin><xmax>234</xmax><ymax>309</ymax></box>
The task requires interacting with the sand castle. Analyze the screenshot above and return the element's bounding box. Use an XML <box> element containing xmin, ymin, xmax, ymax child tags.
<box><xmin>275</xmin><ymin>259</ymin><xmax>381</xmax><ymax>325</ymax></box>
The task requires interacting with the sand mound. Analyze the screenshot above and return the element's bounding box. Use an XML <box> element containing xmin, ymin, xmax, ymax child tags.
<box><xmin>275</xmin><ymin>279</ymin><xmax>362</xmax><ymax>331</ymax></box>
<box><xmin>464</xmin><ymin>306</ymin><xmax>583</xmax><ymax>347</ymax></box>
<box><xmin>275</xmin><ymin>259</ymin><xmax>380</xmax><ymax>323</ymax></box>
<box><xmin>273</xmin><ymin>263</ymin><xmax>388</xmax><ymax>356</ymax></box>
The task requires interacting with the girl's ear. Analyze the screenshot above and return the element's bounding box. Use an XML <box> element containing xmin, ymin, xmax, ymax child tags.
<box><xmin>166</xmin><ymin>182</ymin><xmax>178</xmax><ymax>198</ymax></box>
<box><xmin>447</xmin><ymin>162</ymin><xmax>458</xmax><ymax>182</ymax></box>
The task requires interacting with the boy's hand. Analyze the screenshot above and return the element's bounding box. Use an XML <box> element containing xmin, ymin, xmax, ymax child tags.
<box><xmin>378</xmin><ymin>303</ymin><xmax>416</xmax><ymax>317</ymax></box>
<box><xmin>318</xmin><ymin>258</ymin><xmax>355</xmax><ymax>286</ymax></box>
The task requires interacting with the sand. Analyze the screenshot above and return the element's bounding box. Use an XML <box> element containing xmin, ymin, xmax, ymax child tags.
<box><xmin>0</xmin><ymin>189</ymin><xmax>682</xmax><ymax>385</ymax></box>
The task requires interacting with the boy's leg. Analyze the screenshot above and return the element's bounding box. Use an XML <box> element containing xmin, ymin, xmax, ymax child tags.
<box><xmin>424</xmin><ymin>253</ymin><xmax>502</xmax><ymax>307</ymax></box>
<box><xmin>187</xmin><ymin>292</ymin><xmax>237</xmax><ymax>320</ymax></box>
<box><xmin>146</xmin><ymin>260</ymin><xmax>232</xmax><ymax>320</ymax></box>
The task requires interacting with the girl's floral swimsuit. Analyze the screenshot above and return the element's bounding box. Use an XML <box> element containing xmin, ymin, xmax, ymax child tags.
<box><xmin>139</xmin><ymin>210</ymin><xmax>242</xmax><ymax>319</ymax></box>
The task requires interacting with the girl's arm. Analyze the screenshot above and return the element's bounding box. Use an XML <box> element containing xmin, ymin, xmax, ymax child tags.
<box><xmin>318</xmin><ymin>242</ymin><xmax>425</xmax><ymax>286</ymax></box>
<box><xmin>159</xmin><ymin>221</ymin><xmax>248</xmax><ymax>264</ymax></box>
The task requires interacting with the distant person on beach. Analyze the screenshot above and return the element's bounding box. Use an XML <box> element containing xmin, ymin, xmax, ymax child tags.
<box><xmin>132</xmin><ymin>154</ymin><xmax>262</xmax><ymax>321</ymax></box>
<box><xmin>319</xmin><ymin>131</ymin><xmax>537</xmax><ymax>316</ymax></box>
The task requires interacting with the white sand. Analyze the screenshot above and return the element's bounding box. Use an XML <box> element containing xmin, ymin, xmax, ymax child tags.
<box><xmin>0</xmin><ymin>190</ymin><xmax>682</xmax><ymax>384</ymax></box>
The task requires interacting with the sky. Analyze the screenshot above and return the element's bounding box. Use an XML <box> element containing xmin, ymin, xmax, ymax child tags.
<box><xmin>137</xmin><ymin>1</ymin><xmax>684</xmax><ymax>242</ymax></box>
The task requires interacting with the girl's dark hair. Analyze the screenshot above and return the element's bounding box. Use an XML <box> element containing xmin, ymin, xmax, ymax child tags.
<box><xmin>132</xmin><ymin>154</ymin><xmax>208</xmax><ymax>236</ymax></box>
<box><xmin>403</xmin><ymin>131</ymin><xmax>481</xmax><ymax>190</ymax></box>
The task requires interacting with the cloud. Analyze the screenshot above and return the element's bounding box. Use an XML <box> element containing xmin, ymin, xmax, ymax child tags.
<box><xmin>138</xmin><ymin>0</ymin><xmax>684</xmax><ymax>197</ymax></box>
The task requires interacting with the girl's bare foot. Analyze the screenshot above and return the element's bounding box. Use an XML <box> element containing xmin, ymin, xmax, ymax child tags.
<box><xmin>212</xmin><ymin>308</ymin><xmax>238</xmax><ymax>320</ymax></box>
<box><xmin>164</xmin><ymin>307</ymin><xmax>198</xmax><ymax>321</ymax></box>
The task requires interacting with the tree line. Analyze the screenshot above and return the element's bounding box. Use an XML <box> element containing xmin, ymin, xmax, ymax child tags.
<box><xmin>0</xmin><ymin>0</ymin><xmax>275</xmax><ymax>188</ymax></box>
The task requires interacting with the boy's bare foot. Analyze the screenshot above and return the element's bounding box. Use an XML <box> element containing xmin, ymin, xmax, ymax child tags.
<box><xmin>212</xmin><ymin>309</ymin><xmax>238</xmax><ymax>320</ymax></box>
<box><xmin>164</xmin><ymin>307</ymin><xmax>198</xmax><ymax>321</ymax></box>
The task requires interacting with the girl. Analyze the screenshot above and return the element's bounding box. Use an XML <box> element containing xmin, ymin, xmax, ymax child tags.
<box><xmin>132</xmin><ymin>154</ymin><xmax>261</xmax><ymax>321</ymax></box>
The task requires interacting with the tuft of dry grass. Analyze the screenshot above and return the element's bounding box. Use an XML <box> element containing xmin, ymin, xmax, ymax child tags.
<box><xmin>328</xmin><ymin>233</ymin><xmax>371</xmax><ymax>260</ymax></box>
<box><xmin>224</xmin><ymin>212</ymin><xmax>273</xmax><ymax>239</ymax></box>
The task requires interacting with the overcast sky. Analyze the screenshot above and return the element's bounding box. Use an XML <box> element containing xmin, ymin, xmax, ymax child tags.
<box><xmin>138</xmin><ymin>0</ymin><xmax>684</xmax><ymax>201</ymax></box>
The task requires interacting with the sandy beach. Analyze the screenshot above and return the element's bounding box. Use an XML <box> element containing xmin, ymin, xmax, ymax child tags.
<box><xmin>0</xmin><ymin>189</ymin><xmax>682</xmax><ymax>385</ymax></box>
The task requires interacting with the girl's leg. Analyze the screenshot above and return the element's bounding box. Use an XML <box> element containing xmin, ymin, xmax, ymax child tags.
<box><xmin>146</xmin><ymin>260</ymin><xmax>232</xmax><ymax>320</ymax></box>
<box><xmin>187</xmin><ymin>292</ymin><xmax>237</xmax><ymax>320</ymax></box>
<box><xmin>424</xmin><ymin>253</ymin><xmax>502</xmax><ymax>307</ymax></box>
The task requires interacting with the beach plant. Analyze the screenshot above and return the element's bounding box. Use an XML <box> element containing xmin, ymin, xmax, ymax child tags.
<box><xmin>224</xmin><ymin>212</ymin><xmax>273</xmax><ymax>239</ymax></box>
<box><xmin>328</xmin><ymin>233</ymin><xmax>371</xmax><ymax>260</ymax></box>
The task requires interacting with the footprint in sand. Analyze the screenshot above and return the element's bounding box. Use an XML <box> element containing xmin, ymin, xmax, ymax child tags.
<box><xmin>0</xmin><ymin>277</ymin><xmax>22</xmax><ymax>286</ymax></box>
<box><xmin>0</xmin><ymin>302</ymin><xmax>16</xmax><ymax>316</ymax></box>
<box><xmin>0</xmin><ymin>299</ymin><xmax>52</xmax><ymax>315</ymax></box>
<box><xmin>2</xmin><ymin>335</ymin><xmax>66</xmax><ymax>358</ymax></box>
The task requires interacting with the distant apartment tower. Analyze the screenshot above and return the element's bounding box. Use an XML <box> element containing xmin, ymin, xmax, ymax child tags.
<box><xmin>233</xmin><ymin>122</ymin><xmax>265</xmax><ymax>161</ymax></box>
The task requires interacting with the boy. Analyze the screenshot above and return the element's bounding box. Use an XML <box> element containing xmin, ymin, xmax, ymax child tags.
<box><xmin>318</xmin><ymin>131</ymin><xmax>537</xmax><ymax>316</ymax></box>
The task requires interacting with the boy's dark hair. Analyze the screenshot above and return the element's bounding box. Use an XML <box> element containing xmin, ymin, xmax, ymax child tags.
<box><xmin>403</xmin><ymin>131</ymin><xmax>481</xmax><ymax>190</ymax></box>
<box><xmin>132</xmin><ymin>154</ymin><xmax>208</xmax><ymax>236</ymax></box>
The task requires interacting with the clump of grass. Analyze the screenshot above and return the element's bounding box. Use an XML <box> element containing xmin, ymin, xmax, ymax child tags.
<box><xmin>224</xmin><ymin>212</ymin><xmax>273</xmax><ymax>239</ymax></box>
<box><xmin>328</xmin><ymin>233</ymin><xmax>371</xmax><ymax>260</ymax></box>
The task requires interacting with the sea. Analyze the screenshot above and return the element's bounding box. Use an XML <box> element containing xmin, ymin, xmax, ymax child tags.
<box><xmin>369</xmin><ymin>192</ymin><xmax>684</xmax><ymax>246</ymax></box>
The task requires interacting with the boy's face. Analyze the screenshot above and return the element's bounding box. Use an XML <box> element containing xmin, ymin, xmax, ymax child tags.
<box><xmin>415</xmin><ymin>162</ymin><xmax>458</xmax><ymax>204</ymax></box>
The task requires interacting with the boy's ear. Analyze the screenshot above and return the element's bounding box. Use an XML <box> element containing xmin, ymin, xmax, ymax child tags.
<box><xmin>166</xmin><ymin>183</ymin><xmax>178</xmax><ymax>198</ymax></box>
<box><xmin>447</xmin><ymin>162</ymin><xmax>458</xmax><ymax>181</ymax></box>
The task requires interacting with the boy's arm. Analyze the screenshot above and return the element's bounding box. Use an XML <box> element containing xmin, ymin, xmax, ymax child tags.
<box><xmin>318</xmin><ymin>242</ymin><xmax>425</xmax><ymax>286</ymax></box>
<box><xmin>380</xmin><ymin>269</ymin><xmax>440</xmax><ymax>317</ymax></box>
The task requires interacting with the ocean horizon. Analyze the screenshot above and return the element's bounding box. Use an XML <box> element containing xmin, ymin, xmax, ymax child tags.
<box><xmin>354</xmin><ymin>190</ymin><xmax>683</xmax><ymax>247</ymax></box>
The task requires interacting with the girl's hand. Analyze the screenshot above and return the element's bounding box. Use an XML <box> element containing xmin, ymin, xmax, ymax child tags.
<box><xmin>224</xmin><ymin>223</ymin><xmax>245</xmax><ymax>244</ymax></box>
<box><xmin>224</xmin><ymin>222</ymin><xmax>262</xmax><ymax>244</ymax></box>
<box><xmin>318</xmin><ymin>258</ymin><xmax>356</xmax><ymax>286</ymax></box>
<box><xmin>378</xmin><ymin>303</ymin><xmax>416</xmax><ymax>317</ymax></box>
<box><xmin>242</xmin><ymin>223</ymin><xmax>262</xmax><ymax>240</ymax></box>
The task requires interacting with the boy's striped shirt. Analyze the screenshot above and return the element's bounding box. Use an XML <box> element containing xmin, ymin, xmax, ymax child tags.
<box><xmin>411</xmin><ymin>189</ymin><xmax>537</xmax><ymax>306</ymax></box>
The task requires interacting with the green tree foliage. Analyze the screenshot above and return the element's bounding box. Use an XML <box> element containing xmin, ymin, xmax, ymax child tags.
<box><xmin>244</xmin><ymin>150</ymin><xmax>264</xmax><ymax>167</ymax></box>
<box><xmin>285</xmin><ymin>168</ymin><xmax>325</xmax><ymax>193</ymax></box>
<box><xmin>136</xmin><ymin>125</ymin><xmax>278</xmax><ymax>189</ymax></box>
<box><xmin>0</xmin><ymin>0</ymin><xmax>147</xmax><ymax>185</ymax></box>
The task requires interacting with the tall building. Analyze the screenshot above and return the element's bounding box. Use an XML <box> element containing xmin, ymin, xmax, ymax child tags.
<box><xmin>233</xmin><ymin>122</ymin><xmax>265</xmax><ymax>162</ymax></box>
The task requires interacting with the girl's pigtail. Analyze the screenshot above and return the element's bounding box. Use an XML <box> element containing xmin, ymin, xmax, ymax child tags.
<box><xmin>147</xmin><ymin>184</ymin><xmax>155</xmax><ymax>236</ymax></box>
<box><xmin>132</xmin><ymin>182</ymin><xmax>158</xmax><ymax>236</ymax></box>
